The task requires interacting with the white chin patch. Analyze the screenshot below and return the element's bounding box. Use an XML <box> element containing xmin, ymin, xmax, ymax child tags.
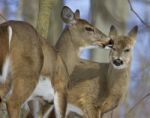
<box><xmin>112</xmin><ymin>63</ymin><xmax>126</xmax><ymax>69</ymax></box>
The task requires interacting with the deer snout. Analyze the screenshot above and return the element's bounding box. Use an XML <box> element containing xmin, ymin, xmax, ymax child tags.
<box><xmin>94</xmin><ymin>38</ymin><xmax>111</xmax><ymax>48</ymax></box>
<box><xmin>113</xmin><ymin>59</ymin><xmax>123</xmax><ymax>66</ymax></box>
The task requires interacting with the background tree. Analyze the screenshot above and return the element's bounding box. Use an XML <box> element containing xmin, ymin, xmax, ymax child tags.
<box><xmin>17</xmin><ymin>0</ymin><xmax>38</xmax><ymax>27</ymax></box>
<box><xmin>36</xmin><ymin>0</ymin><xmax>58</xmax><ymax>39</ymax></box>
<box><xmin>0</xmin><ymin>0</ymin><xmax>150</xmax><ymax>118</ymax></box>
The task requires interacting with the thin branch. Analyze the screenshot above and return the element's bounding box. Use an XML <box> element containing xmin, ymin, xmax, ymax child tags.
<box><xmin>126</xmin><ymin>93</ymin><xmax>150</xmax><ymax>116</ymax></box>
<box><xmin>0</xmin><ymin>13</ymin><xmax>7</xmax><ymax>21</ymax></box>
<box><xmin>128</xmin><ymin>0</ymin><xmax>150</xmax><ymax>28</ymax></box>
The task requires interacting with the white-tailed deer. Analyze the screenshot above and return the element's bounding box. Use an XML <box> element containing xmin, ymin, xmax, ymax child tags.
<box><xmin>61</xmin><ymin>25</ymin><xmax>138</xmax><ymax>118</ymax></box>
<box><xmin>0</xmin><ymin>20</ymin><xmax>69</xmax><ymax>118</ymax></box>
<box><xmin>47</xmin><ymin>5</ymin><xmax>110</xmax><ymax>118</ymax></box>
<box><xmin>99</xmin><ymin>25</ymin><xmax>138</xmax><ymax>116</ymax></box>
<box><xmin>0</xmin><ymin>6</ymin><xmax>110</xmax><ymax>118</ymax></box>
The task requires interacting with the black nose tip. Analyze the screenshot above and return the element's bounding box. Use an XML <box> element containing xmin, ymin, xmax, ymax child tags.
<box><xmin>113</xmin><ymin>59</ymin><xmax>123</xmax><ymax>66</ymax></box>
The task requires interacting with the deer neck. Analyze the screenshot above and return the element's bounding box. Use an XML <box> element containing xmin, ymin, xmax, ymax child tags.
<box><xmin>55</xmin><ymin>29</ymin><xmax>80</xmax><ymax>75</ymax></box>
<box><xmin>107</xmin><ymin>63</ymin><xmax>130</xmax><ymax>78</ymax></box>
<box><xmin>106</xmin><ymin>62</ymin><xmax>130</xmax><ymax>87</ymax></box>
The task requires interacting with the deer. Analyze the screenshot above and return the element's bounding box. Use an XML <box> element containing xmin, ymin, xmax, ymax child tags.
<box><xmin>50</xmin><ymin>25</ymin><xmax>138</xmax><ymax>118</ymax></box>
<box><xmin>68</xmin><ymin>25</ymin><xmax>138</xmax><ymax>118</ymax></box>
<box><xmin>0</xmin><ymin>20</ymin><xmax>69</xmax><ymax>118</ymax></box>
<box><xmin>26</xmin><ymin>23</ymin><xmax>138</xmax><ymax>118</ymax></box>
<box><xmin>0</xmin><ymin>6</ymin><xmax>110</xmax><ymax>118</ymax></box>
<box><xmin>99</xmin><ymin>25</ymin><xmax>138</xmax><ymax>117</ymax></box>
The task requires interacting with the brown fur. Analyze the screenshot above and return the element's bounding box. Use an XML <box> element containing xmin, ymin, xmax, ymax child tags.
<box><xmin>0</xmin><ymin>6</ymin><xmax>110</xmax><ymax>118</ymax></box>
<box><xmin>45</xmin><ymin>26</ymin><xmax>138</xmax><ymax>118</ymax></box>
<box><xmin>53</xmin><ymin>6</ymin><xmax>109</xmax><ymax>118</ymax></box>
<box><xmin>0</xmin><ymin>21</ymin><xmax>44</xmax><ymax>118</ymax></box>
<box><xmin>66</xmin><ymin>26</ymin><xmax>138</xmax><ymax>118</ymax></box>
<box><xmin>25</xmin><ymin>6</ymin><xmax>110</xmax><ymax>118</ymax></box>
<box><xmin>100</xmin><ymin>26</ymin><xmax>138</xmax><ymax>114</ymax></box>
<box><xmin>0</xmin><ymin>20</ymin><xmax>70</xmax><ymax>118</ymax></box>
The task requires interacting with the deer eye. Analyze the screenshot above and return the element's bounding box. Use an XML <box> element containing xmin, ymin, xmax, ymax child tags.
<box><xmin>124</xmin><ymin>49</ymin><xmax>130</xmax><ymax>52</ymax></box>
<box><xmin>85</xmin><ymin>27</ymin><xmax>94</xmax><ymax>32</ymax></box>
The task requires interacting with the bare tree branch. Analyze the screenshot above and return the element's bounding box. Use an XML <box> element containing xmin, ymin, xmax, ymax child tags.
<box><xmin>0</xmin><ymin>13</ymin><xmax>7</xmax><ymax>21</ymax></box>
<box><xmin>126</xmin><ymin>93</ymin><xmax>150</xmax><ymax>116</ymax></box>
<box><xmin>128</xmin><ymin>0</ymin><xmax>150</xmax><ymax>28</ymax></box>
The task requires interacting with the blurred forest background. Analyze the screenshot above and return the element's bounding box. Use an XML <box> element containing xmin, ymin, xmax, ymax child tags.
<box><xmin>0</xmin><ymin>0</ymin><xmax>150</xmax><ymax>118</ymax></box>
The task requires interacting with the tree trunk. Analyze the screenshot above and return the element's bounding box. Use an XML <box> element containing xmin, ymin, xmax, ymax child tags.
<box><xmin>91</xmin><ymin>0</ymin><xmax>129</xmax><ymax>34</ymax></box>
<box><xmin>17</xmin><ymin>0</ymin><xmax>38</xmax><ymax>27</ymax></box>
<box><xmin>48</xmin><ymin>0</ymin><xmax>63</xmax><ymax>45</ymax></box>
<box><xmin>36</xmin><ymin>0</ymin><xmax>58</xmax><ymax>39</ymax></box>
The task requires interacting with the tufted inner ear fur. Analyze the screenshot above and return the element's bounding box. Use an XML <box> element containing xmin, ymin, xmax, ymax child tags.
<box><xmin>61</xmin><ymin>6</ymin><xmax>75</xmax><ymax>24</ymax></box>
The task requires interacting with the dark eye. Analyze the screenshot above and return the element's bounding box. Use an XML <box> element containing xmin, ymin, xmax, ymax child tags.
<box><xmin>124</xmin><ymin>49</ymin><xmax>130</xmax><ymax>52</ymax></box>
<box><xmin>85</xmin><ymin>27</ymin><xmax>94</xmax><ymax>32</ymax></box>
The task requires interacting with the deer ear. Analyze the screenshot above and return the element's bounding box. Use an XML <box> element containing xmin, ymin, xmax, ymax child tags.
<box><xmin>75</xmin><ymin>9</ymin><xmax>80</xmax><ymax>19</ymax></box>
<box><xmin>128</xmin><ymin>25</ymin><xmax>138</xmax><ymax>39</ymax></box>
<box><xmin>109</xmin><ymin>25</ymin><xmax>117</xmax><ymax>38</ymax></box>
<box><xmin>61</xmin><ymin>6</ymin><xmax>75</xmax><ymax>24</ymax></box>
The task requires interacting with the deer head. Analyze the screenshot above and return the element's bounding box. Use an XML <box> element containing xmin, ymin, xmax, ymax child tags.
<box><xmin>58</xmin><ymin>6</ymin><xmax>109</xmax><ymax>50</ymax></box>
<box><xmin>108</xmin><ymin>25</ymin><xmax>138</xmax><ymax>69</ymax></box>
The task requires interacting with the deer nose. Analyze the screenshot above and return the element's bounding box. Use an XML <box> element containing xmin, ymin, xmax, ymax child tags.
<box><xmin>113</xmin><ymin>59</ymin><xmax>123</xmax><ymax>66</ymax></box>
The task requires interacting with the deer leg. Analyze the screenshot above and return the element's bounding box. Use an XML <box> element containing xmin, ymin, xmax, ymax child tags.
<box><xmin>53</xmin><ymin>55</ymin><xmax>69</xmax><ymax>118</ymax></box>
<box><xmin>6</xmin><ymin>100</ymin><xmax>21</xmax><ymax>118</ymax></box>
<box><xmin>98</xmin><ymin>110</ymin><xmax>103</xmax><ymax>118</ymax></box>
<box><xmin>6</xmin><ymin>76</ymin><xmax>38</xmax><ymax>118</ymax></box>
<box><xmin>48</xmin><ymin>106</ymin><xmax>55</xmax><ymax>118</ymax></box>
<box><xmin>20</xmin><ymin>98</ymin><xmax>42</xmax><ymax>118</ymax></box>
<box><xmin>110</xmin><ymin>110</ymin><xmax>113</xmax><ymax>118</ymax></box>
<box><xmin>26</xmin><ymin>97</ymin><xmax>52</xmax><ymax>118</ymax></box>
<box><xmin>100</xmin><ymin>113</ymin><xmax>104</xmax><ymax>118</ymax></box>
<box><xmin>27</xmin><ymin>99</ymin><xmax>42</xmax><ymax>118</ymax></box>
<box><xmin>101</xmin><ymin>96</ymin><xmax>119</xmax><ymax>113</ymax></box>
<box><xmin>83</xmin><ymin>107</ymin><xmax>99</xmax><ymax>118</ymax></box>
<box><xmin>54</xmin><ymin>91</ymin><xmax>67</xmax><ymax>118</ymax></box>
<box><xmin>20</xmin><ymin>106</ymin><xmax>30</xmax><ymax>118</ymax></box>
<box><xmin>67</xmin><ymin>111</ymin><xmax>83</xmax><ymax>118</ymax></box>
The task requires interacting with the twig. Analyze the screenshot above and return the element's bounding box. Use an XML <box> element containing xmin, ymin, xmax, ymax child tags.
<box><xmin>126</xmin><ymin>93</ymin><xmax>150</xmax><ymax>116</ymax></box>
<box><xmin>0</xmin><ymin>13</ymin><xmax>7</xmax><ymax>21</ymax></box>
<box><xmin>128</xmin><ymin>0</ymin><xmax>150</xmax><ymax>28</ymax></box>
